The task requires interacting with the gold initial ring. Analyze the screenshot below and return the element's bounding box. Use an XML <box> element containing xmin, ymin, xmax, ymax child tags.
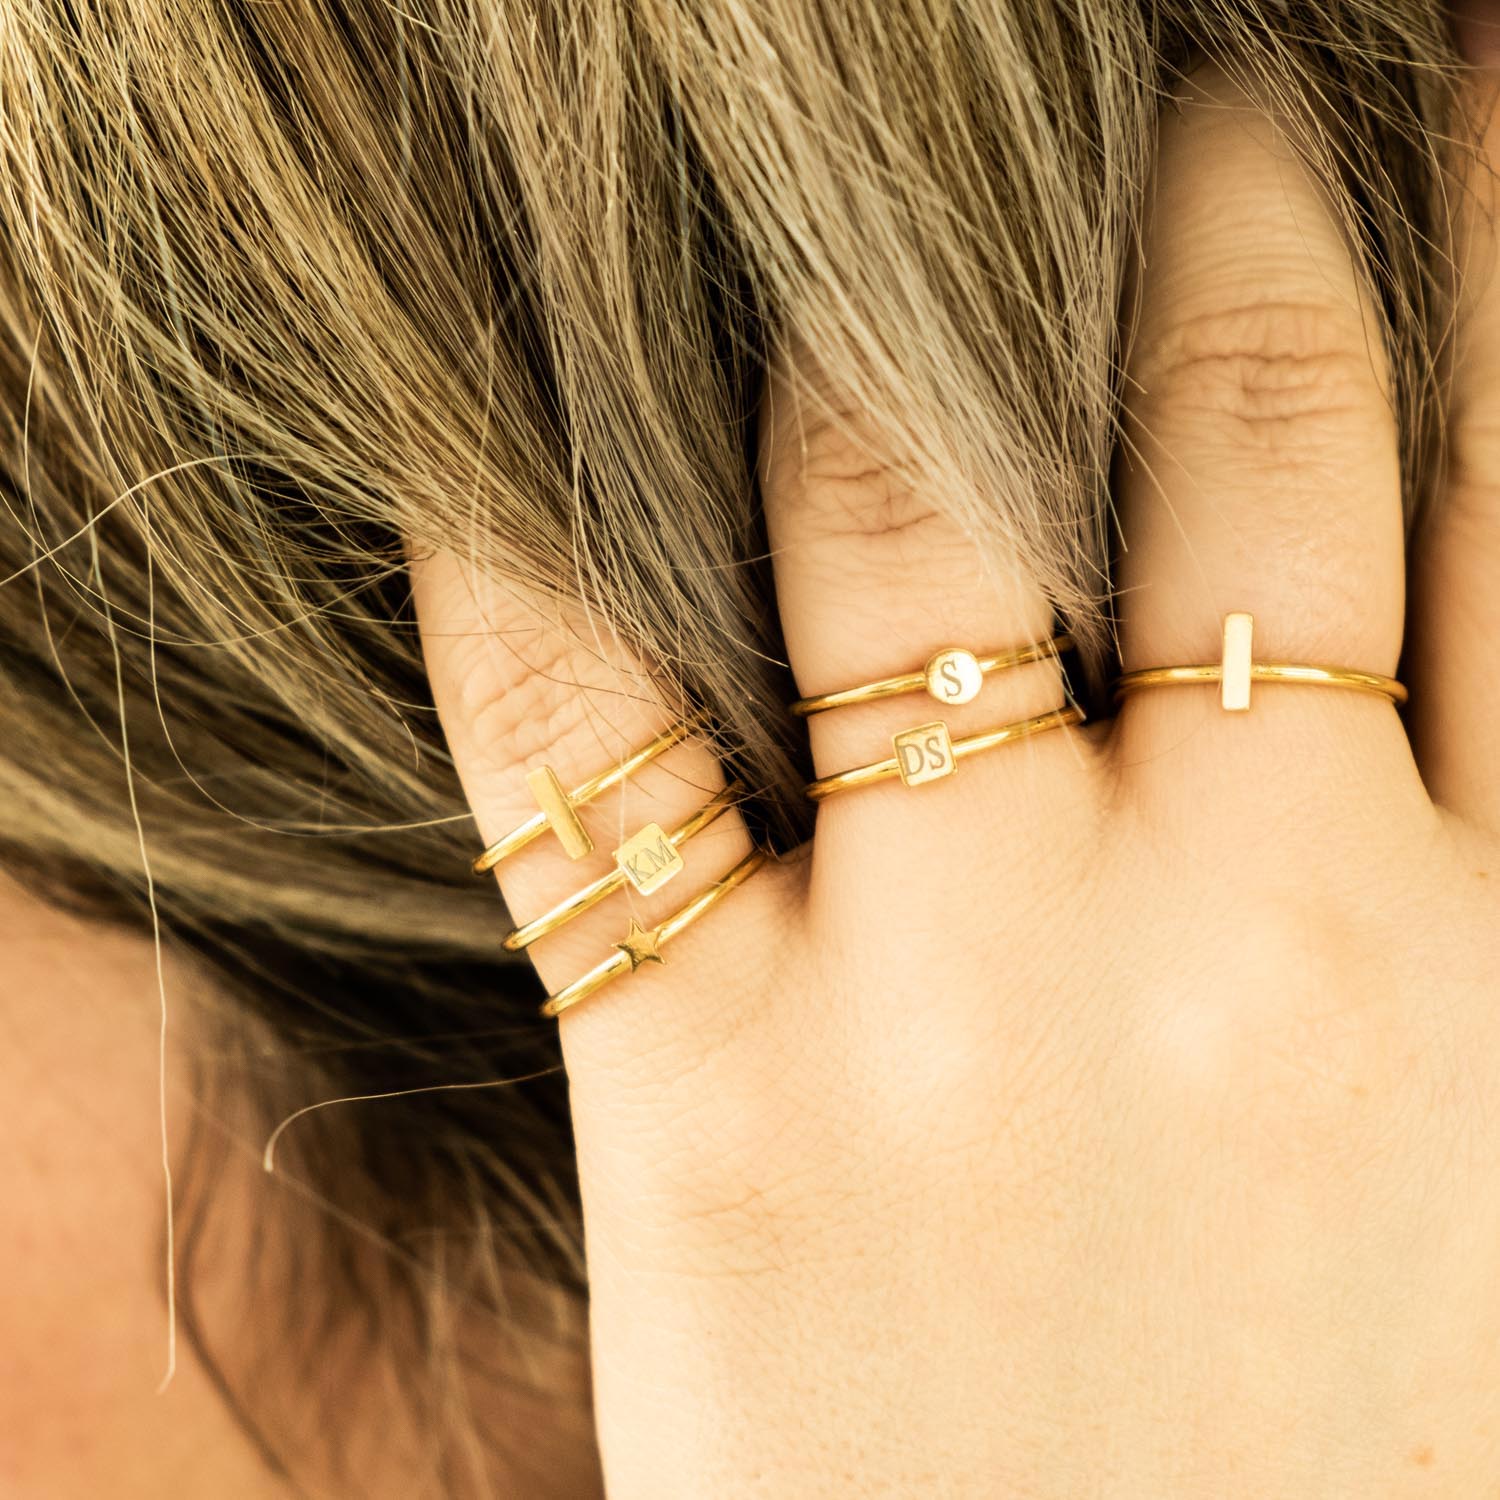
<box><xmin>790</xmin><ymin>633</ymin><xmax>1074</xmax><ymax>717</ymax></box>
<box><xmin>503</xmin><ymin>785</ymin><xmax>743</xmax><ymax>952</ymax></box>
<box><xmin>804</xmin><ymin>705</ymin><xmax>1085</xmax><ymax>802</ymax></box>
<box><xmin>1112</xmin><ymin>613</ymin><xmax>1406</xmax><ymax>711</ymax></box>
<box><xmin>540</xmin><ymin>848</ymin><xmax>767</xmax><ymax>1019</ymax></box>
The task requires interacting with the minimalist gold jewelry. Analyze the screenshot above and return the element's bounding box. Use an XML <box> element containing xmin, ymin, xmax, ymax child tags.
<box><xmin>472</xmin><ymin>719</ymin><xmax>697</xmax><ymax>875</ymax></box>
<box><xmin>503</xmin><ymin>785</ymin><xmax>743</xmax><ymax>952</ymax></box>
<box><xmin>1112</xmin><ymin>612</ymin><xmax>1407</xmax><ymax>711</ymax></box>
<box><xmin>539</xmin><ymin>848</ymin><xmax>767</xmax><ymax>1019</ymax></box>
<box><xmin>804</xmin><ymin>704</ymin><xmax>1084</xmax><ymax>802</ymax></box>
<box><xmin>790</xmin><ymin>632</ymin><xmax>1074</xmax><ymax>717</ymax></box>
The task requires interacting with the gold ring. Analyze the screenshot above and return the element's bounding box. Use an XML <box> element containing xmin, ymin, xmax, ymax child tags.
<box><xmin>790</xmin><ymin>633</ymin><xmax>1073</xmax><ymax>717</ymax></box>
<box><xmin>472</xmin><ymin>717</ymin><xmax>701</xmax><ymax>874</ymax></box>
<box><xmin>1112</xmin><ymin>613</ymin><xmax>1406</xmax><ymax>711</ymax></box>
<box><xmin>804</xmin><ymin>705</ymin><xmax>1085</xmax><ymax>802</ymax></box>
<box><xmin>540</xmin><ymin>848</ymin><xmax>767</xmax><ymax>1019</ymax></box>
<box><xmin>503</xmin><ymin>785</ymin><xmax>743</xmax><ymax>952</ymax></box>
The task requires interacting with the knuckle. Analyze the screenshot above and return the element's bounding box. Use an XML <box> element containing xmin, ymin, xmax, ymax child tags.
<box><xmin>768</xmin><ymin>405</ymin><xmax>968</xmax><ymax>566</ymax></box>
<box><xmin>800</xmin><ymin>436</ymin><xmax>943</xmax><ymax>538</ymax></box>
<box><xmin>803</xmin><ymin>458</ymin><xmax>940</xmax><ymax>544</ymax></box>
<box><xmin>1134</xmin><ymin>299</ymin><xmax>1387</xmax><ymax>457</ymax></box>
<box><xmin>453</xmin><ymin>626</ymin><xmax>596</xmax><ymax>779</ymax></box>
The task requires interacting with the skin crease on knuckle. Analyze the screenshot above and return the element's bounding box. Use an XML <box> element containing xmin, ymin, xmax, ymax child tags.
<box><xmin>1133</xmin><ymin>302</ymin><xmax>1392</xmax><ymax>470</ymax></box>
<box><xmin>764</xmin><ymin>411</ymin><xmax>986</xmax><ymax>610</ymax></box>
<box><xmin>447</xmin><ymin>607</ymin><xmax>632</xmax><ymax>786</ymax></box>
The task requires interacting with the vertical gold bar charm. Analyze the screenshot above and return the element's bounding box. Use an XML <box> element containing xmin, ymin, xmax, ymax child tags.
<box><xmin>525</xmin><ymin>766</ymin><xmax>594</xmax><ymax>859</ymax></box>
<box><xmin>1220</xmin><ymin>611</ymin><xmax>1254</xmax><ymax>712</ymax></box>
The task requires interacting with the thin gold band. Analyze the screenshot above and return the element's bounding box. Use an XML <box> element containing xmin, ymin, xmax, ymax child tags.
<box><xmin>804</xmin><ymin>704</ymin><xmax>1085</xmax><ymax>802</ymax></box>
<box><xmin>1112</xmin><ymin>615</ymin><xmax>1405</xmax><ymax>711</ymax></box>
<box><xmin>539</xmin><ymin>848</ymin><xmax>767</xmax><ymax>1019</ymax></box>
<box><xmin>791</xmin><ymin>632</ymin><xmax>1074</xmax><ymax>717</ymax></box>
<box><xmin>1113</xmin><ymin>662</ymin><xmax>1407</xmax><ymax>706</ymax></box>
<box><xmin>472</xmin><ymin>718</ymin><xmax>698</xmax><ymax>875</ymax></box>
<box><xmin>503</xmin><ymin>785</ymin><xmax>743</xmax><ymax>952</ymax></box>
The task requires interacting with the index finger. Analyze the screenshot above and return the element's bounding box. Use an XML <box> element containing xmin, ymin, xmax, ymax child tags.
<box><xmin>409</xmin><ymin>544</ymin><xmax>782</xmax><ymax>1049</ymax></box>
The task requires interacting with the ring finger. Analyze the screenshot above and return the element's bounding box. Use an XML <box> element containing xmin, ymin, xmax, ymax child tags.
<box><xmin>759</xmin><ymin>331</ymin><xmax>1097</xmax><ymax>892</ymax></box>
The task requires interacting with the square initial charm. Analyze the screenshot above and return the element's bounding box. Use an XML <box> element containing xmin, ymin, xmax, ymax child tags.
<box><xmin>613</xmin><ymin>822</ymin><xmax>684</xmax><ymax>894</ymax></box>
<box><xmin>892</xmin><ymin>721</ymin><xmax>956</xmax><ymax>787</ymax></box>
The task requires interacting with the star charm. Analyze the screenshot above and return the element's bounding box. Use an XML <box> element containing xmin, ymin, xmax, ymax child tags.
<box><xmin>615</xmin><ymin>918</ymin><xmax>666</xmax><ymax>972</ymax></box>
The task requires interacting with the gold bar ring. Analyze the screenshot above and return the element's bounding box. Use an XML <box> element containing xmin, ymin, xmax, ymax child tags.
<box><xmin>790</xmin><ymin>633</ymin><xmax>1074</xmax><ymax>717</ymax></box>
<box><xmin>472</xmin><ymin>716</ymin><xmax>701</xmax><ymax>875</ymax></box>
<box><xmin>1112</xmin><ymin>613</ymin><xmax>1406</xmax><ymax>712</ymax></box>
<box><xmin>804</xmin><ymin>704</ymin><xmax>1085</xmax><ymax>802</ymax></box>
<box><xmin>503</xmin><ymin>784</ymin><xmax>743</xmax><ymax>952</ymax></box>
<box><xmin>540</xmin><ymin>847</ymin><xmax>767</xmax><ymax>1019</ymax></box>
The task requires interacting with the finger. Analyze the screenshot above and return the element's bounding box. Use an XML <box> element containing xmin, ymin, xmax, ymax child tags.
<box><xmin>410</xmin><ymin>545</ymin><xmax>791</xmax><ymax>1054</ymax></box>
<box><xmin>1406</xmin><ymin>59</ymin><xmax>1500</xmax><ymax>829</ymax></box>
<box><xmin>759</xmin><ymin>334</ymin><xmax>1095</xmax><ymax>854</ymax></box>
<box><xmin>1113</xmin><ymin>65</ymin><xmax>1416</xmax><ymax>800</ymax></box>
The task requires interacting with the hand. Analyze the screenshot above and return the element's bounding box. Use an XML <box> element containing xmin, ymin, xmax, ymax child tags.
<box><xmin>413</xmin><ymin>66</ymin><xmax>1500</xmax><ymax>1498</ymax></box>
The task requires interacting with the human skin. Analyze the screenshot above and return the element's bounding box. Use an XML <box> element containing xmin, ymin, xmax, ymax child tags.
<box><xmin>0</xmin><ymin>869</ymin><xmax>600</xmax><ymax>1499</ymax></box>
<box><xmin>0</xmin><ymin>877</ymin><xmax>291</xmax><ymax>1498</ymax></box>
<box><xmin>412</xmin><ymin>66</ymin><xmax>1500</xmax><ymax>1498</ymax></box>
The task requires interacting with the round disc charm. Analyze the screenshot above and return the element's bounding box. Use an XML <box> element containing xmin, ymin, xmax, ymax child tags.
<box><xmin>923</xmin><ymin>647</ymin><xmax>983</xmax><ymax>705</ymax></box>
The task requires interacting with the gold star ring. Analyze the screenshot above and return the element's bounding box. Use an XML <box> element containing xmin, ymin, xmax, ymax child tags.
<box><xmin>539</xmin><ymin>848</ymin><xmax>766</xmax><ymax>1019</ymax></box>
<box><xmin>615</xmin><ymin>918</ymin><xmax>665</xmax><ymax>971</ymax></box>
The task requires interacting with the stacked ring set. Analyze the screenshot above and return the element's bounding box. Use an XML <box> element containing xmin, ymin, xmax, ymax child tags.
<box><xmin>473</xmin><ymin>611</ymin><xmax>1405</xmax><ymax>1020</ymax></box>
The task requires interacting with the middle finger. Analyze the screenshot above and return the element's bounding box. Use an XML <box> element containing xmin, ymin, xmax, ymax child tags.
<box><xmin>1113</xmin><ymin>65</ymin><xmax>1417</xmax><ymax>809</ymax></box>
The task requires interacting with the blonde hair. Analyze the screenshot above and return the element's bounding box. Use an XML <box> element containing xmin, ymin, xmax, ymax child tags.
<box><xmin>0</xmin><ymin>1</ymin><xmax>1461</xmax><ymax>1490</ymax></box>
